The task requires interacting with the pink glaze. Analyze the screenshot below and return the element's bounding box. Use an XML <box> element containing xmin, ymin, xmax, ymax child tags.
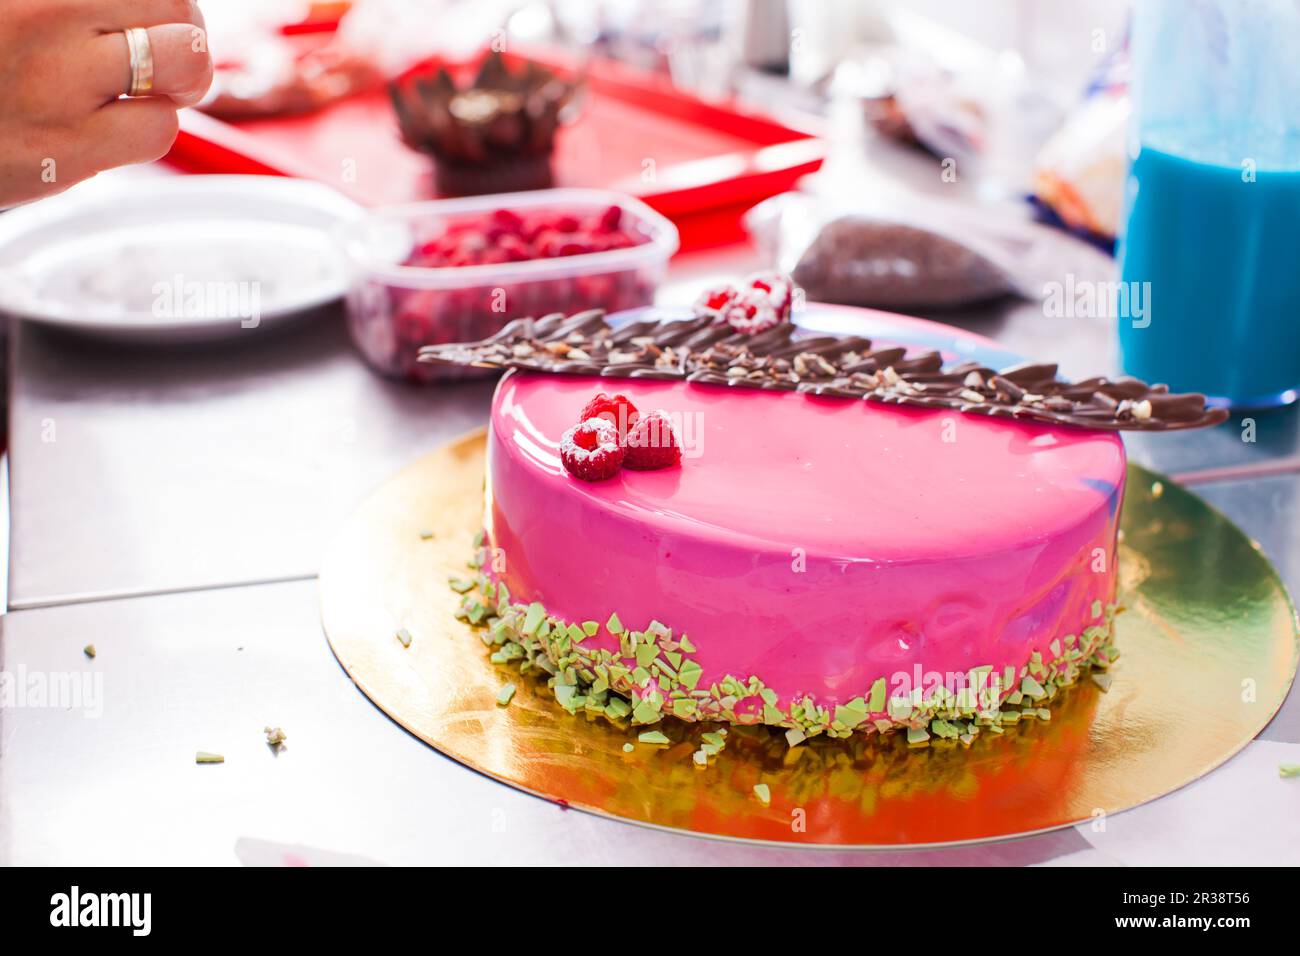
<box><xmin>485</xmin><ymin>370</ymin><xmax>1125</xmax><ymax>711</ymax></box>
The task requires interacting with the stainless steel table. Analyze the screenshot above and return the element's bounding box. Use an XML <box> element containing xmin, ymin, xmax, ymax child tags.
<box><xmin>2</xmin><ymin>170</ymin><xmax>1297</xmax><ymax>866</ymax></box>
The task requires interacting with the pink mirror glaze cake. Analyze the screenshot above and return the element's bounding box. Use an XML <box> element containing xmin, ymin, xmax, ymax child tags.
<box><xmin>468</xmin><ymin>363</ymin><xmax>1124</xmax><ymax>745</ymax></box>
<box><xmin>431</xmin><ymin>280</ymin><xmax>1223</xmax><ymax>748</ymax></box>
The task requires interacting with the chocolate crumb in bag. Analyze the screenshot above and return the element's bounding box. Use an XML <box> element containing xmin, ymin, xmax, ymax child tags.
<box><xmin>791</xmin><ymin>216</ymin><xmax>1018</xmax><ymax>310</ymax></box>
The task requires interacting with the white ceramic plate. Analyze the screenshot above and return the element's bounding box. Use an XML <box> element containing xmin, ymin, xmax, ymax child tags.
<box><xmin>0</xmin><ymin>175</ymin><xmax>363</xmax><ymax>344</ymax></box>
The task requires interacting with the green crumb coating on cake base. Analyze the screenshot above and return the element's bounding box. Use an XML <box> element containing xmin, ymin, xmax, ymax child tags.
<box><xmin>453</xmin><ymin>538</ymin><xmax>1120</xmax><ymax>750</ymax></box>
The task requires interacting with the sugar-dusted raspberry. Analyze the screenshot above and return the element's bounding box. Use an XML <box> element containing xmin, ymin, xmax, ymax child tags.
<box><xmin>578</xmin><ymin>392</ymin><xmax>640</xmax><ymax>439</ymax></box>
<box><xmin>721</xmin><ymin>272</ymin><xmax>795</xmax><ymax>333</ymax></box>
<box><xmin>693</xmin><ymin>283</ymin><xmax>739</xmax><ymax>319</ymax></box>
<box><xmin>561</xmin><ymin>418</ymin><xmax>625</xmax><ymax>481</ymax></box>
<box><xmin>623</xmin><ymin>410</ymin><xmax>682</xmax><ymax>471</ymax></box>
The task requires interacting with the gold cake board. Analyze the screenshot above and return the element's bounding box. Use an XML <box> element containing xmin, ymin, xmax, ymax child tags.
<box><xmin>319</xmin><ymin>428</ymin><xmax>1299</xmax><ymax>848</ymax></box>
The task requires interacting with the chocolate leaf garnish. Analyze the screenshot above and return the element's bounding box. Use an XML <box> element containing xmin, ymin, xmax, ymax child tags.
<box><xmin>418</xmin><ymin>310</ymin><xmax>1228</xmax><ymax>432</ymax></box>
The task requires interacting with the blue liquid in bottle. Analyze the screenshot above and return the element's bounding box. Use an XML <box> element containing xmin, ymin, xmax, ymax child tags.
<box><xmin>1118</xmin><ymin>137</ymin><xmax>1300</xmax><ymax>407</ymax></box>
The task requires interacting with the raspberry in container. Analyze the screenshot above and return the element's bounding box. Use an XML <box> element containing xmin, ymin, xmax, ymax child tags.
<box><xmin>337</xmin><ymin>188</ymin><xmax>679</xmax><ymax>382</ymax></box>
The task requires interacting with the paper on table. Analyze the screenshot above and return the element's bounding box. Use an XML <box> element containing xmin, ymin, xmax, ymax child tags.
<box><xmin>1034</xmin><ymin>847</ymin><xmax>1126</xmax><ymax>867</ymax></box>
<box><xmin>1076</xmin><ymin>740</ymin><xmax>1300</xmax><ymax>866</ymax></box>
<box><xmin>235</xmin><ymin>837</ymin><xmax>385</xmax><ymax>867</ymax></box>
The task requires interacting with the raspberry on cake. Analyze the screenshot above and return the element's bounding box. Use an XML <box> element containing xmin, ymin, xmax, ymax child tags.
<box><xmin>559</xmin><ymin>418</ymin><xmax>624</xmax><ymax>482</ymax></box>
<box><xmin>577</xmin><ymin>392</ymin><xmax>640</xmax><ymax>441</ymax></box>
<box><xmin>623</xmin><ymin>411</ymin><xmax>681</xmax><ymax>470</ymax></box>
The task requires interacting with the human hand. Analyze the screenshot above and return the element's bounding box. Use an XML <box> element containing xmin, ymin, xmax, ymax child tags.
<box><xmin>0</xmin><ymin>0</ymin><xmax>214</xmax><ymax>208</ymax></box>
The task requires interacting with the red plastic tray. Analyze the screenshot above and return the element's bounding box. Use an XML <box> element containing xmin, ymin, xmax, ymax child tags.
<box><xmin>167</xmin><ymin>49</ymin><xmax>825</xmax><ymax>252</ymax></box>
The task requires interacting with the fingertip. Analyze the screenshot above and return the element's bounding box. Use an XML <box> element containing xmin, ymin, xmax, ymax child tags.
<box><xmin>144</xmin><ymin>105</ymin><xmax>182</xmax><ymax>162</ymax></box>
<box><xmin>111</xmin><ymin>98</ymin><xmax>182</xmax><ymax>163</ymax></box>
<box><xmin>171</xmin><ymin>57</ymin><xmax>214</xmax><ymax>108</ymax></box>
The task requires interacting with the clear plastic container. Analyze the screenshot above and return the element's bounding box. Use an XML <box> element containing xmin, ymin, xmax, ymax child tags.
<box><xmin>338</xmin><ymin>189</ymin><xmax>679</xmax><ymax>382</ymax></box>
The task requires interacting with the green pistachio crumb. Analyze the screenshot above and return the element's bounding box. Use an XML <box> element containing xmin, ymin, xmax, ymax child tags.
<box><xmin>496</xmin><ymin>683</ymin><xmax>517</xmax><ymax>707</ymax></box>
<box><xmin>888</xmin><ymin>696</ymin><xmax>914</xmax><ymax>721</ymax></box>
<box><xmin>637</xmin><ymin>730</ymin><xmax>670</xmax><ymax>745</ymax></box>
<box><xmin>395</xmin><ymin>628</ymin><xmax>412</xmax><ymax>649</ymax></box>
<box><xmin>448</xmin><ymin>577</ymin><xmax>475</xmax><ymax>593</ymax></box>
<box><xmin>623</xmin><ymin>743</ymin><xmax>634</xmax><ymax>753</ymax></box>
<box><xmin>835</xmin><ymin>697</ymin><xmax>868</xmax><ymax>729</ymax></box>
<box><xmin>929</xmin><ymin>718</ymin><xmax>959</xmax><ymax>739</ymax></box>
<box><xmin>419</xmin><ymin>529</ymin><xmax>435</xmax><ymax>540</ymax></box>
<box><xmin>672</xmin><ymin>698</ymin><xmax>697</xmax><ymax>719</ymax></box>
<box><xmin>1091</xmin><ymin>672</ymin><xmax>1114</xmax><ymax>692</ymax></box>
<box><xmin>195</xmin><ymin>751</ymin><xmax>224</xmax><ymax>764</ymax></box>
<box><xmin>632</xmin><ymin>698</ymin><xmax>662</xmax><ymax>725</ymax></box>
<box><xmin>784</xmin><ymin>728</ymin><xmax>806</xmax><ymax>748</ymax></box>
<box><xmin>521</xmin><ymin>602</ymin><xmax>545</xmax><ymax>636</ymax></box>
<box><xmin>906</xmin><ymin>726</ymin><xmax>930</xmax><ymax>745</ymax></box>
<box><xmin>1279</xmin><ymin>764</ymin><xmax>1300</xmax><ymax>779</ymax></box>
<box><xmin>606</xmin><ymin>612</ymin><xmax>624</xmax><ymax>635</ymax></box>
<box><xmin>752</xmin><ymin>783</ymin><xmax>771</xmax><ymax>806</ymax></box>
<box><xmin>692</xmin><ymin>750</ymin><xmax>708</xmax><ymax>767</ymax></box>
<box><xmin>868</xmin><ymin>678</ymin><xmax>887</xmax><ymax>713</ymax></box>
<box><xmin>1020</xmin><ymin>675</ymin><xmax>1047</xmax><ymax>700</ymax></box>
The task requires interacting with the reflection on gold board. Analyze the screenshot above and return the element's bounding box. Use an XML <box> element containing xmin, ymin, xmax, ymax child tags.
<box><xmin>319</xmin><ymin>428</ymin><xmax>1298</xmax><ymax>847</ymax></box>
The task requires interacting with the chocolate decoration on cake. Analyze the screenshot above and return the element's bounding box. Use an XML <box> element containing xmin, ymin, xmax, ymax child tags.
<box><xmin>418</xmin><ymin>309</ymin><xmax>1229</xmax><ymax>432</ymax></box>
<box><xmin>390</xmin><ymin>51</ymin><xmax>581</xmax><ymax>196</ymax></box>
